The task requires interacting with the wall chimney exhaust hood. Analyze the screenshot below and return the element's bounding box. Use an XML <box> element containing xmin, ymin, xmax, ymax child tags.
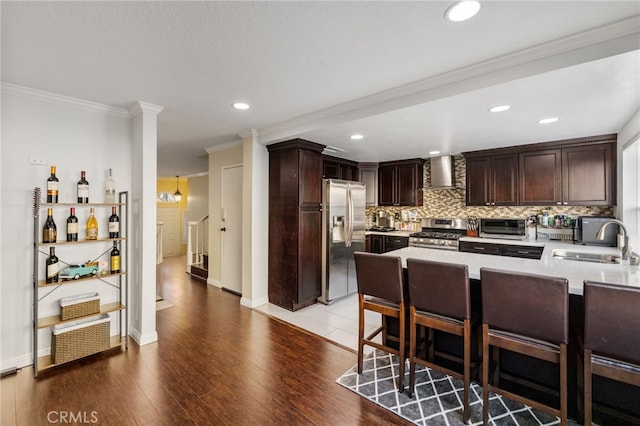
<box><xmin>428</xmin><ymin>155</ymin><xmax>457</xmax><ymax>189</ymax></box>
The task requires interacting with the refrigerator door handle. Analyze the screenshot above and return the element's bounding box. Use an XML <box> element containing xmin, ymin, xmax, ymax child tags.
<box><xmin>346</xmin><ymin>186</ymin><xmax>353</xmax><ymax>247</ymax></box>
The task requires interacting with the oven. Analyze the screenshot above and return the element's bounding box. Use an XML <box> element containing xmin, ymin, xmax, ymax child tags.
<box><xmin>409</xmin><ymin>218</ymin><xmax>467</xmax><ymax>250</ymax></box>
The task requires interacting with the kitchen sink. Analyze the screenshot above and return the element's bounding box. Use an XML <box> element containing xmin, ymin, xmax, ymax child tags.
<box><xmin>552</xmin><ymin>250</ymin><xmax>621</xmax><ymax>264</ymax></box>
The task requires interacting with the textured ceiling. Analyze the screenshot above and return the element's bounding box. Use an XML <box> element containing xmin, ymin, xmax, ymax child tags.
<box><xmin>2</xmin><ymin>1</ymin><xmax>639</xmax><ymax>176</ymax></box>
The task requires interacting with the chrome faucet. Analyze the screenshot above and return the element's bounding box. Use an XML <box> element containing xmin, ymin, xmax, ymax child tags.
<box><xmin>596</xmin><ymin>219</ymin><xmax>631</xmax><ymax>260</ymax></box>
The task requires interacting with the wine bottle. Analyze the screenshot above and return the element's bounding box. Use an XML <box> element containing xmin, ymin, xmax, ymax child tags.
<box><xmin>46</xmin><ymin>166</ymin><xmax>59</xmax><ymax>203</ymax></box>
<box><xmin>108</xmin><ymin>206</ymin><xmax>120</xmax><ymax>238</ymax></box>
<box><xmin>77</xmin><ymin>171</ymin><xmax>89</xmax><ymax>203</ymax></box>
<box><xmin>110</xmin><ymin>241</ymin><xmax>120</xmax><ymax>274</ymax></box>
<box><xmin>66</xmin><ymin>207</ymin><xmax>78</xmax><ymax>242</ymax></box>
<box><xmin>46</xmin><ymin>247</ymin><xmax>59</xmax><ymax>283</ymax></box>
<box><xmin>42</xmin><ymin>208</ymin><xmax>57</xmax><ymax>243</ymax></box>
<box><xmin>86</xmin><ymin>208</ymin><xmax>98</xmax><ymax>240</ymax></box>
<box><xmin>105</xmin><ymin>168</ymin><xmax>116</xmax><ymax>204</ymax></box>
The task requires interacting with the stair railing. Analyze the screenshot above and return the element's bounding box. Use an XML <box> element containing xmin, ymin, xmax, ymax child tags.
<box><xmin>186</xmin><ymin>215</ymin><xmax>209</xmax><ymax>273</ymax></box>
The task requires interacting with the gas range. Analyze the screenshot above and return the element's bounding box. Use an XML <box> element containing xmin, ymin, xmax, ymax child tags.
<box><xmin>409</xmin><ymin>218</ymin><xmax>467</xmax><ymax>250</ymax></box>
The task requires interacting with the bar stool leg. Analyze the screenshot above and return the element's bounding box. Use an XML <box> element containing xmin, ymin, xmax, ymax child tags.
<box><xmin>398</xmin><ymin>305</ymin><xmax>405</xmax><ymax>393</ymax></box>
<box><xmin>463</xmin><ymin>319</ymin><xmax>471</xmax><ymax>423</ymax></box>
<box><xmin>584</xmin><ymin>348</ymin><xmax>593</xmax><ymax>426</ymax></box>
<box><xmin>357</xmin><ymin>294</ymin><xmax>365</xmax><ymax>374</ymax></box>
<box><xmin>408</xmin><ymin>307</ymin><xmax>416</xmax><ymax>398</ymax></box>
<box><xmin>482</xmin><ymin>324</ymin><xmax>490</xmax><ymax>425</ymax></box>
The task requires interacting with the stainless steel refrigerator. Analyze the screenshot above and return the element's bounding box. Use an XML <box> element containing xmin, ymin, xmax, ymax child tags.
<box><xmin>319</xmin><ymin>179</ymin><xmax>366</xmax><ymax>304</ymax></box>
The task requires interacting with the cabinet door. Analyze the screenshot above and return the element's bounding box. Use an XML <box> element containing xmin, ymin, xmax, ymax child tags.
<box><xmin>519</xmin><ymin>149</ymin><xmax>562</xmax><ymax>205</ymax></box>
<box><xmin>458</xmin><ymin>241</ymin><xmax>502</xmax><ymax>256</ymax></box>
<box><xmin>465</xmin><ymin>157</ymin><xmax>490</xmax><ymax>206</ymax></box>
<box><xmin>359</xmin><ymin>167</ymin><xmax>378</xmax><ymax>206</ymax></box>
<box><xmin>383</xmin><ymin>236</ymin><xmax>408</xmax><ymax>252</ymax></box>
<box><xmin>378</xmin><ymin>166</ymin><xmax>396</xmax><ymax>206</ymax></box>
<box><xmin>492</xmin><ymin>154</ymin><xmax>518</xmax><ymax>205</ymax></box>
<box><xmin>562</xmin><ymin>143</ymin><xmax>614</xmax><ymax>205</ymax></box>
<box><xmin>396</xmin><ymin>163</ymin><xmax>421</xmax><ymax>206</ymax></box>
<box><xmin>299</xmin><ymin>149</ymin><xmax>323</xmax><ymax>207</ymax></box>
<box><xmin>299</xmin><ymin>208</ymin><xmax>321</xmax><ymax>303</ymax></box>
<box><xmin>322</xmin><ymin>161</ymin><xmax>340</xmax><ymax>179</ymax></box>
<box><xmin>369</xmin><ymin>235</ymin><xmax>384</xmax><ymax>253</ymax></box>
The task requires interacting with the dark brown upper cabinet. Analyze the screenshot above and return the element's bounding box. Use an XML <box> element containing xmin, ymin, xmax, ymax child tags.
<box><xmin>520</xmin><ymin>140</ymin><xmax>615</xmax><ymax>206</ymax></box>
<box><xmin>465</xmin><ymin>134</ymin><xmax>616</xmax><ymax>207</ymax></box>
<box><xmin>378</xmin><ymin>159</ymin><xmax>424</xmax><ymax>206</ymax></box>
<box><xmin>465</xmin><ymin>154</ymin><xmax>518</xmax><ymax>206</ymax></box>
<box><xmin>322</xmin><ymin>155</ymin><xmax>359</xmax><ymax>181</ymax></box>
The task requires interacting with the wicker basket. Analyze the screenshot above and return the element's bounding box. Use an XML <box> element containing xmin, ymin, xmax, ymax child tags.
<box><xmin>59</xmin><ymin>292</ymin><xmax>100</xmax><ymax>321</ymax></box>
<box><xmin>51</xmin><ymin>314</ymin><xmax>110</xmax><ymax>364</ymax></box>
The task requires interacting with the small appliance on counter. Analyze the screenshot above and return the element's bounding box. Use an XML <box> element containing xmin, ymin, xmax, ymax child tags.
<box><xmin>479</xmin><ymin>218</ymin><xmax>527</xmax><ymax>240</ymax></box>
<box><xmin>576</xmin><ymin>216</ymin><xmax>617</xmax><ymax>246</ymax></box>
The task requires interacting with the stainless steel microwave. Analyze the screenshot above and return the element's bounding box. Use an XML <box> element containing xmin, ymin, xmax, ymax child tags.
<box><xmin>480</xmin><ymin>218</ymin><xmax>527</xmax><ymax>240</ymax></box>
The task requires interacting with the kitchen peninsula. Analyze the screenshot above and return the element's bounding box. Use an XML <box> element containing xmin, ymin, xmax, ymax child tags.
<box><xmin>379</xmin><ymin>239</ymin><xmax>639</xmax><ymax>422</ymax></box>
<box><xmin>384</xmin><ymin>239</ymin><xmax>639</xmax><ymax>295</ymax></box>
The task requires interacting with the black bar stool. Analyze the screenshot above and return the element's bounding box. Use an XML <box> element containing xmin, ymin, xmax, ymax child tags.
<box><xmin>480</xmin><ymin>267</ymin><xmax>569</xmax><ymax>425</ymax></box>
<box><xmin>581</xmin><ymin>280</ymin><xmax>640</xmax><ymax>425</ymax></box>
<box><xmin>406</xmin><ymin>258</ymin><xmax>479</xmax><ymax>423</ymax></box>
<box><xmin>354</xmin><ymin>252</ymin><xmax>407</xmax><ymax>392</ymax></box>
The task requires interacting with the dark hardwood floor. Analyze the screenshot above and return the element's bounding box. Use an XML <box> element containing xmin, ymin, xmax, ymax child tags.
<box><xmin>1</xmin><ymin>256</ymin><xmax>410</xmax><ymax>425</ymax></box>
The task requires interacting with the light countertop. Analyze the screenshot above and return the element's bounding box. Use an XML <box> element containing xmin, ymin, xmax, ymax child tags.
<box><xmin>382</xmin><ymin>241</ymin><xmax>639</xmax><ymax>296</ymax></box>
<box><xmin>365</xmin><ymin>230</ymin><xmax>413</xmax><ymax>237</ymax></box>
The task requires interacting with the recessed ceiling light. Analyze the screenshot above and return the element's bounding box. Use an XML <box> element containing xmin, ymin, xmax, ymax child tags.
<box><xmin>445</xmin><ymin>0</ymin><xmax>481</xmax><ymax>22</ymax></box>
<box><xmin>429</xmin><ymin>150</ymin><xmax>441</xmax><ymax>155</ymax></box>
<box><xmin>538</xmin><ymin>117</ymin><xmax>559</xmax><ymax>124</ymax></box>
<box><xmin>489</xmin><ymin>105</ymin><xmax>511</xmax><ymax>113</ymax></box>
<box><xmin>232</xmin><ymin>102</ymin><xmax>250</xmax><ymax>110</ymax></box>
<box><xmin>350</xmin><ymin>134</ymin><xmax>364</xmax><ymax>140</ymax></box>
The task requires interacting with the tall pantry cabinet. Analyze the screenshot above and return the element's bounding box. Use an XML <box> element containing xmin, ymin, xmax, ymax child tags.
<box><xmin>267</xmin><ymin>139</ymin><xmax>324</xmax><ymax>311</ymax></box>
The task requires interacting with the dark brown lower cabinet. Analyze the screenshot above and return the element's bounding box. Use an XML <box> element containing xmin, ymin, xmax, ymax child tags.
<box><xmin>365</xmin><ymin>234</ymin><xmax>407</xmax><ymax>253</ymax></box>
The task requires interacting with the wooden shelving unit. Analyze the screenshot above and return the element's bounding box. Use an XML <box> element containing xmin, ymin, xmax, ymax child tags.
<box><xmin>32</xmin><ymin>189</ymin><xmax>129</xmax><ymax>377</ymax></box>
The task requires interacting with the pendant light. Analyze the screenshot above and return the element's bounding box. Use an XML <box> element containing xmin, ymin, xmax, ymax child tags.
<box><xmin>173</xmin><ymin>176</ymin><xmax>182</xmax><ymax>203</ymax></box>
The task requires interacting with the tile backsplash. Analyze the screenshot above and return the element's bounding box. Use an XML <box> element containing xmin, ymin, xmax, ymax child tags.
<box><xmin>366</xmin><ymin>155</ymin><xmax>613</xmax><ymax>220</ymax></box>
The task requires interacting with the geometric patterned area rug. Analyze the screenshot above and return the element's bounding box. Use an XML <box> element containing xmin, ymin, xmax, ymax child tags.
<box><xmin>336</xmin><ymin>349</ymin><xmax>574</xmax><ymax>426</ymax></box>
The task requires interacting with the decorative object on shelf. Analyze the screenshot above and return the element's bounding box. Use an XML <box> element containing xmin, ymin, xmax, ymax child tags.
<box><xmin>173</xmin><ymin>175</ymin><xmax>182</xmax><ymax>203</ymax></box>
<box><xmin>51</xmin><ymin>314</ymin><xmax>110</xmax><ymax>364</ymax></box>
<box><xmin>59</xmin><ymin>293</ymin><xmax>100</xmax><ymax>321</ymax></box>
<box><xmin>42</xmin><ymin>208</ymin><xmax>57</xmax><ymax>243</ymax></box>
<box><xmin>66</xmin><ymin>207</ymin><xmax>78</xmax><ymax>241</ymax></box>
<box><xmin>108</xmin><ymin>206</ymin><xmax>120</xmax><ymax>238</ymax></box>
<box><xmin>86</xmin><ymin>208</ymin><xmax>98</xmax><ymax>240</ymax></box>
<box><xmin>59</xmin><ymin>262</ymin><xmax>99</xmax><ymax>280</ymax></box>
<box><xmin>45</xmin><ymin>247</ymin><xmax>59</xmax><ymax>283</ymax></box>
<box><xmin>110</xmin><ymin>242</ymin><xmax>120</xmax><ymax>273</ymax></box>
<box><xmin>46</xmin><ymin>166</ymin><xmax>59</xmax><ymax>203</ymax></box>
<box><xmin>105</xmin><ymin>168</ymin><xmax>116</xmax><ymax>204</ymax></box>
<box><xmin>77</xmin><ymin>171</ymin><xmax>89</xmax><ymax>203</ymax></box>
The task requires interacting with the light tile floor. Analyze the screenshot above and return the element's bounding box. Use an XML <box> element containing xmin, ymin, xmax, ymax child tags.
<box><xmin>254</xmin><ymin>293</ymin><xmax>382</xmax><ymax>354</ymax></box>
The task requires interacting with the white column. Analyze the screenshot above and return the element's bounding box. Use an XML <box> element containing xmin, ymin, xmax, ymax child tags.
<box><xmin>128</xmin><ymin>101</ymin><xmax>163</xmax><ymax>345</ymax></box>
<box><xmin>240</xmin><ymin>129</ymin><xmax>269</xmax><ymax>308</ymax></box>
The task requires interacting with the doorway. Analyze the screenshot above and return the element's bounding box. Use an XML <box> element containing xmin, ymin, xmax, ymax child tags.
<box><xmin>157</xmin><ymin>206</ymin><xmax>180</xmax><ymax>258</ymax></box>
<box><xmin>221</xmin><ymin>165</ymin><xmax>243</xmax><ymax>295</ymax></box>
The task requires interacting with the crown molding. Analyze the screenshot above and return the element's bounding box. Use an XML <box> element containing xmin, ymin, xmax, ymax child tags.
<box><xmin>205</xmin><ymin>139</ymin><xmax>243</xmax><ymax>154</ymax></box>
<box><xmin>1</xmin><ymin>82</ymin><xmax>130</xmax><ymax>118</ymax></box>
<box><xmin>258</xmin><ymin>15</ymin><xmax>640</xmax><ymax>144</ymax></box>
<box><xmin>128</xmin><ymin>101</ymin><xmax>164</xmax><ymax>118</ymax></box>
<box><xmin>238</xmin><ymin>129</ymin><xmax>259</xmax><ymax>140</ymax></box>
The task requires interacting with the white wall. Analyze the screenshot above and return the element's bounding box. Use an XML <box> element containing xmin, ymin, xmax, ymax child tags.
<box><xmin>0</xmin><ymin>85</ymin><xmax>133</xmax><ymax>369</ymax></box>
<box><xmin>618</xmin><ymin>108</ymin><xmax>640</xmax><ymax>252</ymax></box>
<box><xmin>186</xmin><ymin>174</ymin><xmax>209</xmax><ymax>224</ymax></box>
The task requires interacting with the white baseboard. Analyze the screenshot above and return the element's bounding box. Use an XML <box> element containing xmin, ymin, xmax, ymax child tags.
<box><xmin>129</xmin><ymin>328</ymin><xmax>158</xmax><ymax>346</ymax></box>
<box><xmin>241</xmin><ymin>295</ymin><xmax>268</xmax><ymax>308</ymax></box>
<box><xmin>207</xmin><ymin>278</ymin><xmax>222</xmax><ymax>288</ymax></box>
